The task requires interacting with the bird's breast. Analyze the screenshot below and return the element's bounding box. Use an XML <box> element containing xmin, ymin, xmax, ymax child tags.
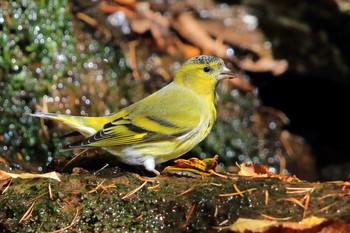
<box><xmin>178</xmin><ymin>102</ymin><xmax>216</xmax><ymax>143</ymax></box>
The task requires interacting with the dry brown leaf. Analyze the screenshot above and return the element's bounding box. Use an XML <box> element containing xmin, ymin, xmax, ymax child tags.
<box><xmin>237</xmin><ymin>163</ymin><xmax>300</xmax><ymax>182</ymax></box>
<box><xmin>113</xmin><ymin>0</ymin><xmax>136</xmax><ymax>8</ymax></box>
<box><xmin>238</xmin><ymin>57</ymin><xmax>288</xmax><ymax>76</ymax></box>
<box><xmin>228</xmin><ymin>216</ymin><xmax>350</xmax><ymax>233</ymax></box>
<box><xmin>196</xmin><ymin>19</ymin><xmax>268</xmax><ymax>57</ymax></box>
<box><xmin>229</xmin><ymin>218</ymin><xmax>277</xmax><ymax>232</ymax></box>
<box><xmin>129</xmin><ymin>2</ymin><xmax>170</xmax><ymax>48</ymax></box>
<box><xmin>0</xmin><ymin>170</ymin><xmax>61</xmax><ymax>182</ymax></box>
<box><xmin>197</xmin><ymin>16</ymin><xmax>288</xmax><ymax>75</ymax></box>
<box><xmin>172</xmin><ymin>12</ymin><xmax>229</xmax><ymax>57</ymax></box>
<box><xmin>163</xmin><ymin>155</ymin><xmax>220</xmax><ymax>177</ymax></box>
<box><xmin>98</xmin><ymin>1</ymin><xmax>135</xmax><ymax>16</ymax></box>
<box><xmin>0</xmin><ymin>156</ymin><xmax>9</xmax><ymax>165</ymax></box>
<box><xmin>237</xmin><ymin>163</ymin><xmax>270</xmax><ymax>177</ymax></box>
<box><xmin>173</xmin><ymin>39</ymin><xmax>201</xmax><ymax>58</ymax></box>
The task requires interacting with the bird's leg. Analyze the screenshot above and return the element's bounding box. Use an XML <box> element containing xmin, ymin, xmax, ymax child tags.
<box><xmin>144</xmin><ymin>157</ymin><xmax>160</xmax><ymax>176</ymax></box>
<box><xmin>151</xmin><ymin>168</ymin><xmax>160</xmax><ymax>176</ymax></box>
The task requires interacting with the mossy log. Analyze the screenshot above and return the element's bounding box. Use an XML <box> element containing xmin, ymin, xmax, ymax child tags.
<box><xmin>1</xmin><ymin>168</ymin><xmax>350</xmax><ymax>232</ymax></box>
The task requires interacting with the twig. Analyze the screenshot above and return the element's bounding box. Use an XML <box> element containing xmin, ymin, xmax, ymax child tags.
<box><xmin>218</xmin><ymin>219</ymin><xmax>229</xmax><ymax>226</ymax></box>
<box><xmin>1</xmin><ymin>179</ymin><xmax>12</xmax><ymax>194</ymax></box>
<box><xmin>49</xmin><ymin>207</ymin><xmax>79</xmax><ymax>233</ymax></box>
<box><xmin>122</xmin><ymin>181</ymin><xmax>147</xmax><ymax>200</ymax></box>
<box><xmin>260</xmin><ymin>213</ymin><xmax>292</xmax><ymax>221</ymax></box>
<box><xmin>88</xmin><ymin>179</ymin><xmax>106</xmax><ymax>194</ymax></box>
<box><xmin>302</xmin><ymin>194</ymin><xmax>310</xmax><ymax>219</ymax></box>
<box><xmin>218</xmin><ymin>188</ymin><xmax>256</xmax><ymax>197</ymax></box>
<box><xmin>93</xmin><ymin>163</ymin><xmax>109</xmax><ymax>175</ymax></box>
<box><xmin>214</xmin><ymin>206</ymin><xmax>218</xmax><ymax>218</ymax></box>
<box><xmin>233</xmin><ymin>184</ymin><xmax>244</xmax><ymax>197</ymax></box>
<box><xmin>19</xmin><ymin>201</ymin><xmax>36</xmax><ymax>223</ymax></box>
<box><xmin>61</xmin><ymin>149</ymin><xmax>87</xmax><ymax>172</ymax></box>
<box><xmin>27</xmin><ymin>192</ymin><xmax>48</xmax><ymax>203</ymax></box>
<box><xmin>177</xmin><ymin>186</ymin><xmax>196</xmax><ymax>197</ymax></box>
<box><xmin>48</xmin><ymin>183</ymin><xmax>53</xmax><ymax>200</ymax></box>
<box><xmin>182</xmin><ymin>203</ymin><xmax>196</xmax><ymax>228</ymax></box>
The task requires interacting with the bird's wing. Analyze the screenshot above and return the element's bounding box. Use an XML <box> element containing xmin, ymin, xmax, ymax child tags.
<box><xmin>63</xmin><ymin>85</ymin><xmax>205</xmax><ymax>149</ymax></box>
<box><xmin>63</xmin><ymin>112</ymin><xmax>195</xmax><ymax>149</ymax></box>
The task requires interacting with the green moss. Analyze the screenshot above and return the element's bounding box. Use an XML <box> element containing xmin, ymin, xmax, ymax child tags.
<box><xmin>0</xmin><ymin>0</ymin><xmax>125</xmax><ymax>168</ymax></box>
<box><xmin>0</xmin><ymin>0</ymin><xmax>74</xmax><ymax>166</ymax></box>
<box><xmin>3</xmin><ymin>172</ymin><xmax>348</xmax><ymax>232</ymax></box>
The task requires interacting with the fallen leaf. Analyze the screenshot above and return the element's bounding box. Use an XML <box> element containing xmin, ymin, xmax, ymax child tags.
<box><xmin>238</xmin><ymin>56</ymin><xmax>288</xmax><ymax>76</ymax></box>
<box><xmin>237</xmin><ymin>163</ymin><xmax>300</xmax><ymax>182</ymax></box>
<box><xmin>0</xmin><ymin>170</ymin><xmax>61</xmax><ymax>182</ymax></box>
<box><xmin>237</xmin><ymin>163</ymin><xmax>270</xmax><ymax>177</ymax></box>
<box><xmin>228</xmin><ymin>216</ymin><xmax>350</xmax><ymax>233</ymax></box>
<box><xmin>171</xmin><ymin>12</ymin><xmax>229</xmax><ymax>57</ymax></box>
<box><xmin>163</xmin><ymin>155</ymin><xmax>219</xmax><ymax>177</ymax></box>
<box><xmin>229</xmin><ymin>218</ymin><xmax>277</xmax><ymax>232</ymax></box>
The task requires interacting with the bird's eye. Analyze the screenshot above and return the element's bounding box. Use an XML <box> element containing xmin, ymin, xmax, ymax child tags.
<box><xmin>203</xmin><ymin>66</ymin><xmax>211</xmax><ymax>72</ymax></box>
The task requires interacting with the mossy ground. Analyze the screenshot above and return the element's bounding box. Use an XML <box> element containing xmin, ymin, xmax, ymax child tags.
<box><xmin>1</xmin><ymin>169</ymin><xmax>349</xmax><ymax>232</ymax></box>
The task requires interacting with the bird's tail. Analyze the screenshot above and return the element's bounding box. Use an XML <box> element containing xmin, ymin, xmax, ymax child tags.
<box><xmin>30</xmin><ymin>112</ymin><xmax>111</xmax><ymax>137</ymax></box>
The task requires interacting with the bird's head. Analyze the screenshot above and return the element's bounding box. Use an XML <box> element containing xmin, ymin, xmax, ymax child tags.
<box><xmin>174</xmin><ymin>55</ymin><xmax>236</xmax><ymax>96</ymax></box>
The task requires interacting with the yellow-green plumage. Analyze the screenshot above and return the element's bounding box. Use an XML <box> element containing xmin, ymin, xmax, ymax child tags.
<box><xmin>31</xmin><ymin>55</ymin><xmax>235</xmax><ymax>175</ymax></box>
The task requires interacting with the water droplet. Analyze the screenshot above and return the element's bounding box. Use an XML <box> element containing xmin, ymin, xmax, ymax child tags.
<box><xmin>268</xmin><ymin>167</ymin><xmax>276</xmax><ymax>174</ymax></box>
<box><xmin>269</xmin><ymin>122</ymin><xmax>276</xmax><ymax>130</ymax></box>
<box><xmin>238</xmin><ymin>154</ymin><xmax>245</xmax><ymax>161</ymax></box>
<box><xmin>34</xmin><ymin>25</ymin><xmax>40</xmax><ymax>34</ymax></box>
<box><xmin>30</xmin><ymin>11</ymin><xmax>37</xmax><ymax>20</ymax></box>
<box><xmin>230</xmin><ymin>89</ymin><xmax>239</xmax><ymax>97</ymax></box>
<box><xmin>242</xmin><ymin>14</ymin><xmax>258</xmax><ymax>31</ymax></box>
<box><xmin>226</xmin><ymin>48</ymin><xmax>235</xmax><ymax>57</ymax></box>
<box><xmin>104</xmin><ymin>109</ymin><xmax>111</xmax><ymax>115</ymax></box>
<box><xmin>199</xmin><ymin>9</ymin><xmax>209</xmax><ymax>18</ymax></box>
<box><xmin>267</xmin><ymin>157</ymin><xmax>275</xmax><ymax>164</ymax></box>
<box><xmin>107</xmin><ymin>11</ymin><xmax>127</xmax><ymax>27</ymax></box>
<box><xmin>264</xmin><ymin>41</ymin><xmax>272</xmax><ymax>49</ymax></box>
<box><xmin>252</xmin><ymin>156</ymin><xmax>260</xmax><ymax>163</ymax></box>
<box><xmin>226</xmin><ymin>150</ymin><xmax>234</xmax><ymax>158</ymax></box>
<box><xmin>121</xmin><ymin>24</ymin><xmax>131</xmax><ymax>34</ymax></box>
<box><xmin>224</xmin><ymin>18</ymin><xmax>233</xmax><ymax>26</ymax></box>
<box><xmin>89</xmin><ymin>44</ymin><xmax>97</xmax><ymax>53</ymax></box>
<box><xmin>57</xmin><ymin>54</ymin><xmax>67</xmax><ymax>62</ymax></box>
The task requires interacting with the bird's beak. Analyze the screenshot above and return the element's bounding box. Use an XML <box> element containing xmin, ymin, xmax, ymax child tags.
<box><xmin>216</xmin><ymin>66</ymin><xmax>236</xmax><ymax>81</ymax></box>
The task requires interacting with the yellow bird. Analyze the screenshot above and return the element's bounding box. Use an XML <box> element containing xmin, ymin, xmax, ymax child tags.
<box><xmin>31</xmin><ymin>55</ymin><xmax>235</xmax><ymax>175</ymax></box>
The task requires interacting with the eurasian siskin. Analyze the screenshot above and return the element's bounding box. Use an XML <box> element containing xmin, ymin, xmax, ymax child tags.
<box><xmin>31</xmin><ymin>55</ymin><xmax>236</xmax><ymax>175</ymax></box>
